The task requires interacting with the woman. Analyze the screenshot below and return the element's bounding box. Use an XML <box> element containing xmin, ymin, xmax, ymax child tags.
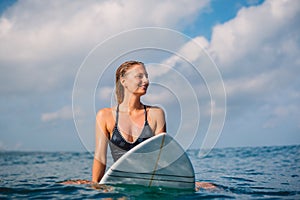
<box><xmin>62</xmin><ymin>60</ymin><xmax>215</xmax><ymax>189</ymax></box>
<box><xmin>92</xmin><ymin>60</ymin><xmax>166</xmax><ymax>182</ymax></box>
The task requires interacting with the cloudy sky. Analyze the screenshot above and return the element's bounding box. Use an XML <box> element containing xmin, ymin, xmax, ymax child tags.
<box><xmin>0</xmin><ymin>0</ymin><xmax>299</xmax><ymax>152</ymax></box>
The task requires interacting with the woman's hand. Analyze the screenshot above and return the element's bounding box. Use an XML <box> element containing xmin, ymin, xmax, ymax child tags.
<box><xmin>195</xmin><ymin>182</ymin><xmax>217</xmax><ymax>191</ymax></box>
<box><xmin>59</xmin><ymin>179</ymin><xmax>94</xmax><ymax>184</ymax></box>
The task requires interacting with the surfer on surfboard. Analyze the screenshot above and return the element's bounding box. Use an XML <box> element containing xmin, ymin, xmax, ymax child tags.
<box><xmin>92</xmin><ymin>60</ymin><xmax>166</xmax><ymax>182</ymax></box>
<box><xmin>62</xmin><ymin>61</ymin><xmax>215</xmax><ymax>190</ymax></box>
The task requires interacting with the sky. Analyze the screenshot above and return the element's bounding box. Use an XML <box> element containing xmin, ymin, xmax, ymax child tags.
<box><xmin>0</xmin><ymin>0</ymin><xmax>299</xmax><ymax>152</ymax></box>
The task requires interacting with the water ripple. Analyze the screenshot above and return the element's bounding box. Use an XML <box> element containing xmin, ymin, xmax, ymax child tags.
<box><xmin>1</xmin><ymin>145</ymin><xmax>299</xmax><ymax>199</ymax></box>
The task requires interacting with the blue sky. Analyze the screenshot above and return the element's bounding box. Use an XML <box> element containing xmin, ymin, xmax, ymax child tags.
<box><xmin>184</xmin><ymin>0</ymin><xmax>265</xmax><ymax>39</ymax></box>
<box><xmin>0</xmin><ymin>0</ymin><xmax>299</xmax><ymax>152</ymax></box>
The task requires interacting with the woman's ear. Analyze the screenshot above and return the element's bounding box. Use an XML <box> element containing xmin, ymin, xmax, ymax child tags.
<box><xmin>120</xmin><ymin>77</ymin><xmax>126</xmax><ymax>87</ymax></box>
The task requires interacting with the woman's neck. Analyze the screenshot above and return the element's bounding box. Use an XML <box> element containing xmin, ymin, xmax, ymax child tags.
<box><xmin>120</xmin><ymin>95</ymin><xmax>143</xmax><ymax>112</ymax></box>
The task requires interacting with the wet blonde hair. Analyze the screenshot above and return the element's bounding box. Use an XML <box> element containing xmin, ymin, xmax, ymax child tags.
<box><xmin>115</xmin><ymin>61</ymin><xmax>145</xmax><ymax>104</ymax></box>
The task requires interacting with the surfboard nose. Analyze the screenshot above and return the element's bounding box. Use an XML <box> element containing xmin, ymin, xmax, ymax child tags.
<box><xmin>100</xmin><ymin>133</ymin><xmax>195</xmax><ymax>190</ymax></box>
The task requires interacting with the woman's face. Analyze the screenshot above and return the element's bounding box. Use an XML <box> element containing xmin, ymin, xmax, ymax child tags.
<box><xmin>122</xmin><ymin>64</ymin><xmax>149</xmax><ymax>96</ymax></box>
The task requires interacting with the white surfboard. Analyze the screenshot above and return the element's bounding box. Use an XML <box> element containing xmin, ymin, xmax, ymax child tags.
<box><xmin>100</xmin><ymin>133</ymin><xmax>195</xmax><ymax>189</ymax></box>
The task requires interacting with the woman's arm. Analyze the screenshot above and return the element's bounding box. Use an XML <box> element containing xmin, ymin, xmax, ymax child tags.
<box><xmin>149</xmin><ymin>106</ymin><xmax>166</xmax><ymax>134</ymax></box>
<box><xmin>92</xmin><ymin>109</ymin><xmax>109</xmax><ymax>183</ymax></box>
<box><xmin>92</xmin><ymin>159</ymin><xmax>106</xmax><ymax>183</ymax></box>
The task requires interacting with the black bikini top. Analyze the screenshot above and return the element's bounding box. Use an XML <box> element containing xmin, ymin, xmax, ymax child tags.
<box><xmin>108</xmin><ymin>105</ymin><xmax>154</xmax><ymax>162</ymax></box>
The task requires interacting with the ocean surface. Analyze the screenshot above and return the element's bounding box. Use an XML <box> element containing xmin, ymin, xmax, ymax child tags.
<box><xmin>1</xmin><ymin>145</ymin><xmax>299</xmax><ymax>199</ymax></box>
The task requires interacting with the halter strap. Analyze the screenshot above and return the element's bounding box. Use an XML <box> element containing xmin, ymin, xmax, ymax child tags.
<box><xmin>144</xmin><ymin>105</ymin><xmax>148</xmax><ymax>122</ymax></box>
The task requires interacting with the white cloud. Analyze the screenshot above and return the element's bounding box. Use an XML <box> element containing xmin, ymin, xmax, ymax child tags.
<box><xmin>202</xmin><ymin>0</ymin><xmax>300</xmax><ymax>140</ymax></box>
<box><xmin>163</xmin><ymin>36</ymin><xmax>210</xmax><ymax>66</ymax></box>
<box><xmin>143</xmin><ymin>89</ymin><xmax>174</xmax><ymax>104</ymax></box>
<box><xmin>41</xmin><ymin>105</ymin><xmax>75</xmax><ymax>122</ymax></box>
<box><xmin>0</xmin><ymin>0</ymin><xmax>210</xmax><ymax>95</ymax></box>
<box><xmin>151</xmin><ymin>0</ymin><xmax>300</xmax><ymax>147</ymax></box>
<box><xmin>97</xmin><ymin>86</ymin><xmax>114</xmax><ymax>101</ymax></box>
<box><xmin>263</xmin><ymin>104</ymin><xmax>300</xmax><ymax>128</ymax></box>
<box><xmin>206</xmin><ymin>0</ymin><xmax>300</xmax><ymax>97</ymax></box>
<box><xmin>225</xmin><ymin>73</ymin><xmax>271</xmax><ymax>97</ymax></box>
<box><xmin>0</xmin><ymin>0</ymin><xmax>209</xmax><ymax>62</ymax></box>
<box><xmin>209</xmin><ymin>0</ymin><xmax>300</xmax><ymax>70</ymax></box>
<box><xmin>2</xmin><ymin>0</ymin><xmax>300</xmax><ymax>150</ymax></box>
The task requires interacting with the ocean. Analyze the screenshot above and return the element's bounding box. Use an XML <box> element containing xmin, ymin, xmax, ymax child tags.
<box><xmin>1</xmin><ymin>145</ymin><xmax>299</xmax><ymax>199</ymax></box>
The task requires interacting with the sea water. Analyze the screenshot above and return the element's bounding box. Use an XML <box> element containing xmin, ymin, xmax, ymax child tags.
<box><xmin>0</xmin><ymin>145</ymin><xmax>299</xmax><ymax>199</ymax></box>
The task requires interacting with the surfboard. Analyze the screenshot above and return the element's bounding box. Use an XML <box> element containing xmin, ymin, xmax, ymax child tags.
<box><xmin>100</xmin><ymin>133</ymin><xmax>195</xmax><ymax>189</ymax></box>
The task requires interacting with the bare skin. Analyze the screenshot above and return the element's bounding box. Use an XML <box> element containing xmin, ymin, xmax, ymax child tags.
<box><xmin>60</xmin><ymin>179</ymin><xmax>216</xmax><ymax>191</ymax></box>
<box><xmin>61</xmin><ymin>64</ymin><xmax>216</xmax><ymax>190</ymax></box>
<box><xmin>195</xmin><ymin>182</ymin><xmax>216</xmax><ymax>190</ymax></box>
<box><xmin>92</xmin><ymin>64</ymin><xmax>166</xmax><ymax>183</ymax></box>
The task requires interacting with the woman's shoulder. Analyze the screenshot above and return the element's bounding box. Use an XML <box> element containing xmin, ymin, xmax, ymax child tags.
<box><xmin>96</xmin><ymin>107</ymin><xmax>116</xmax><ymax>119</ymax></box>
<box><xmin>146</xmin><ymin>105</ymin><xmax>165</xmax><ymax>116</ymax></box>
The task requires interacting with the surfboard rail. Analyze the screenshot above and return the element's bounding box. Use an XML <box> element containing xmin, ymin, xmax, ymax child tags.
<box><xmin>100</xmin><ymin>133</ymin><xmax>195</xmax><ymax>189</ymax></box>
